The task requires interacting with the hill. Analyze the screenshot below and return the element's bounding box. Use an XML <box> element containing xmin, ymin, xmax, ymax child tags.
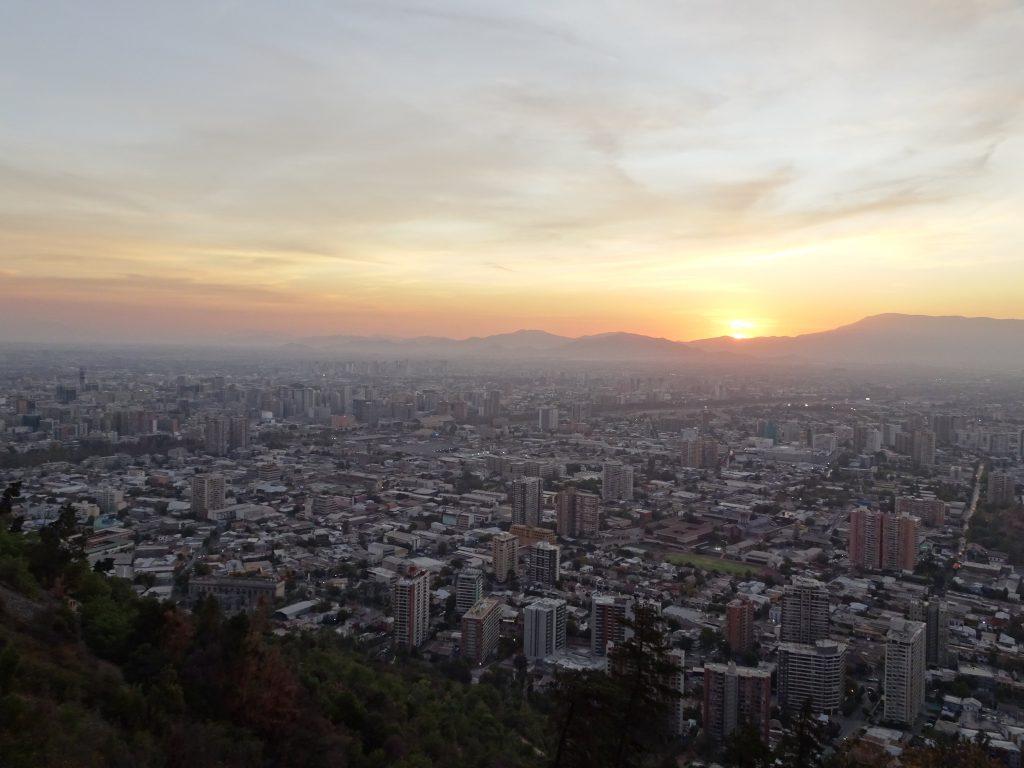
<box><xmin>690</xmin><ymin>313</ymin><xmax>1024</xmax><ymax>370</ymax></box>
<box><xmin>0</xmin><ymin>496</ymin><xmax>545</xmax><ymax>768</ymax></box>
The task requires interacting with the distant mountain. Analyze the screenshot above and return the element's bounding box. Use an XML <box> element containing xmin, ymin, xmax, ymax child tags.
<box><xmin>690</xmin><ymin>313</ymin><xmax>1024</xmax><ymax>370</ymax></box>
<box><xmin>290</xmin><ymin>315</ymin><xmax>1024</xmax><ymax>369</ymax></box>
<box><xmin>297</xmin><ymin>328</ymin><xmax>707</xmax><ymax>362</ymax></box>
<box><xmin>558</xmin><ymin>332</ymin><xmax>707</xmax><ymax>361</ymax></box>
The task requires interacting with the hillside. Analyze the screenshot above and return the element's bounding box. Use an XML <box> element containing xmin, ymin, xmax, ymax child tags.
<box><xmin>0</xmin><ymin>501</ymin><xmax>545</xmax><ymax>768</ymax></box>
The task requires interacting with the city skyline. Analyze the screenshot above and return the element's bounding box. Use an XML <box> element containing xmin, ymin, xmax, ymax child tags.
<box><xmin>2</xmin><ymin>1</ymin><xmax>1024</xmax><ymax>343</ymax></box>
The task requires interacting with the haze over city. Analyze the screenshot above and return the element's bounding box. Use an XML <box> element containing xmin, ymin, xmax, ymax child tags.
<box><xmin>2</xmin><ymin>0</ymin><xmax>1024</xmax><ymax>343</ymax></box>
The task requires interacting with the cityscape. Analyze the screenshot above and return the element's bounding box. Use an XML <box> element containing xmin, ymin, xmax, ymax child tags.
<box><xmin>2</xmin><ymin>1</ymin><xmax>1024</xmax><ymax>767</ymax></box>
<box><xmin>2</xmin><ymin>339</ymin><xmax>1023</xmax><ymax>766</ymax></box>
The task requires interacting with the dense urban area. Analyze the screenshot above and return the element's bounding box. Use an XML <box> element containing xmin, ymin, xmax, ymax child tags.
<box><xmin>2</xmin><ymin>345</ymin><xmax>1023</xmax><ymax>767</ymax></box>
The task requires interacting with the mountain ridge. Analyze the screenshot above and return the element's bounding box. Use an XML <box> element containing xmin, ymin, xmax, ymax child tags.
<box><xmin>292</xmin><ymin>313</ymin><xmax>1024</xmax><ymax>369</ymax></box>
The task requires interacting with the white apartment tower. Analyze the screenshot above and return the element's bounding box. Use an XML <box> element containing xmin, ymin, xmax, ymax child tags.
<box><xmin>602</xmin><ymin>462</ymin><xmax>634</xmax><ymax>502</ymax></box>
<box><xmin>780</xmin><ymin>576</ymin><xmax>830</xmax><ymax>644</ymax></box>
<box><xmin>523</xmin><ymin>598</ymin><xmax>567</xmax><ymax>660</ymax></box>
<box><xmin>455</xmin><ymin>568</ymin><xmax>484</xmax><ymax>616</ymax></box>
<box><xmin>777</xmin><ymin>640</ymin><xmax>847</xmax><ymax>715</ymax></box>
<box><xmin>884</xmin><ymin>618</ymin><xmax>926</xmax><ymax>725</ymax></box>
<box><xmin>191</xmin><ymin>473</ymin><xmax>226</xmax><ymax>519</ymax></box>
<box><xmin>528</xmin><ymin>541</ymin><xmax>561</xmax><ymax>586</ymax></box>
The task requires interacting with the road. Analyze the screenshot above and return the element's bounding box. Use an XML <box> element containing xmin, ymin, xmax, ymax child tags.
<box><xmin>958</xmin><ymin>461</ymin><xmax>985</xmax><ymax>559</ymax></box>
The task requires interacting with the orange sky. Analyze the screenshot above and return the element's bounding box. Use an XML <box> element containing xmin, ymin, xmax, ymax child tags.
<box><xmin>2</xmin><ymin>2</ymin><xmax>1023</xmax><ymax>344</ymax></box>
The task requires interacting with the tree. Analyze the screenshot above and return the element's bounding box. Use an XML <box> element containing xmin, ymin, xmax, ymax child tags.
<box><xmin>550</xmin><ymin>602</ymin><xmax>682</xmax><ymax>768</ymax></box>
<box><xmin>773</xmin><ymin>701</ymin><xmax>826</xmax><ymax>768</ymax></box>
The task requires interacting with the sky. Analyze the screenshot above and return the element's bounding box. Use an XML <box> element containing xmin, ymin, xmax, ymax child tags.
<box><xmin>1</xmin><ymin>0</ymin><xmax>1023</xmax><ymax>344</ymax></box>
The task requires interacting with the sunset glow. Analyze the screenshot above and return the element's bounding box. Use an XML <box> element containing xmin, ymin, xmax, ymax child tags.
<box><xmin>1</xmin><ymin>2</ymin><xmax>1023</xmax><ymax>344</ymax></box>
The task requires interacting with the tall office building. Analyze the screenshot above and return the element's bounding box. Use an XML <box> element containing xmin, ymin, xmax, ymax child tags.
<box><xmin>511</xmin><ymin>476</ymin><xmax>544</xmax><ymax>527</ymax></box>
<box><xmin>228</xmin><ymin>415</ymin><xmax>249</xmax><ymax>450</ymax></box>
<box><xmin>555</xmin><ymin>487</ymin><xmax>601</xmax><ymax>537</ymax></box>
<box><xmin>848</xmin><ymin>508</ymin><xmax>919</xmax><ymax>572</ymax></box>
<box><xmin>777</xmin><ymin>640</ymin><xmax>847</xmax><ymax>715</ymax></box>
<box><xmin>492</xmin><ymin>532</ymin><xmax>519</xmax><ymax>583</ymax></box>
<box><xmin>191</xmin><ymin>473</ymin><xmax>226</xmax><ymax>519</ymax></box>
<box><xmin>204</xmin><ymin>415</ymin><xmax>229</xmax><ymax>456</ymax></box>
<box><xmin>925</xmin><ymin>600</ymin><xmax>950</xmax><ymax>668</ymax></box>
<box><xmin>523</xmin><ymin>598</ymin><xmax>567</xmax><ymax>660</ymax></box>
<box><xmin>538</xmin><ymin>406</ymin><xmax>559</xmax><ymax>431</ymax></box>
<box><xmin>725</xmin><ymin>598</ymin><xmax>755</xmax><ymax>653</ymax></box>
<box><xmin>911</xmin><ymin>429</ymin><xmax>936</xmax><ymax>466</ymax></box>
<box><xmin>703</xmin><ymin>662</ymin><xmax>772</xmax><ymax>742</ymax></box>
<box><xmin>884</xmin><ymin>618</ymin><xmax>926</xmax><ymax>725</ymax></box>
<box><xmin>988</xmin><ymin>471</ymin><xmax>1017</xmax><ymax>507</ymax></box>
<box><xmin>780</xmin><ymin>577</ymin><xmax>830</xmax><ymax>644</ymax></box>
<box><xmin>602</xmin><ymin>462</ymin><xmax>634</xmax><ymax>502</ymax></box>
<box><xmin>455</xmin><ymin>568</ymin><xmax>484</xmax><ymax>616</ymax></box>
<box><xmin>393</xmin><ymin>568</ymin><xmax>431</xmax><ymax>649</ymax></box>
<box><xmin>591</xmin><ymin>595</ymin><xmax>634</xmax><ymax>655</ymax></box>
<box><xmin>529</xmin><ymin>542</ymin><xmax>561</xmax><ymax>586</ymax></box>
<box><xmin>461</xmin><ymin>597</ymin><xmax>501</xmax><ymax>665</ymax></box>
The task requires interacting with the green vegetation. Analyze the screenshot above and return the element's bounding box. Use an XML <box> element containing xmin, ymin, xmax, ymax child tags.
<box><xmin>0</xmin><ymin>483</ymin><xmax>544</xmax><ymax>768</ymax></box>
<box><xmin>663</xmin><ymin>552</ymin><xmax>751</xmax><ymax>575</ymax></box>
<box><xmin>0</xmin><ymin>481</ymin><xmax>1008</xmax><ymax>768</ymax></box>
<box><xmin>968</xmin><ymin>502</ymin><xmax>1024</xmax><ymax>564</ymax></box>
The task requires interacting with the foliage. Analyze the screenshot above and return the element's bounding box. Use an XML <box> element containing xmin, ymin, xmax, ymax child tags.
<box><xmin>0</xmin><ymin>483</ymin><xmax>545</xmax><ymax>768</ymax></box>
<box><xmin>550</xmin><ymin>602</ymin><xmax>682</xmax><ymax>768</ymax></box>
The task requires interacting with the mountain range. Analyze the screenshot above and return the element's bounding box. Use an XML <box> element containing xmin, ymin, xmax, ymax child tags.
<box><xmin>292</xmin><ymin>314</ymin><xmax>1024</xmax><ymax>371</ymax></box>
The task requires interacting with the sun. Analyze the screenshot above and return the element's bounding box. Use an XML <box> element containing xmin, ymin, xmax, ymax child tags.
<box><xmin>728</xmin><ymin>319</ymin><xmax>754</xmax><ymax>339</ymax></box>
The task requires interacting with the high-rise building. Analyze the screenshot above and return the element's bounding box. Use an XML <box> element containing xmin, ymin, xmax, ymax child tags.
<box><xmin>895</xmin><ymin>496</ymin><xmax>947</xmax><ymax>527</ymax></box>
<box><xmin>925</xmin><ymin>600</ymin><xmax>949</xmax><ymax>668</ymax></box>
<box><xmin>523</xmin><ymin>598</ymin><xmax>567</xmax><ymax>660</ymax></box>
<box><xmin>555</xmin><ymin>487</ymin><xmax>601</xmax><ymax>537</ymax></box>
<box><xmin>703</xmin><ymin>662</ymin><xmax>772</xmax><ymax>742</ymax></box>
<box><xmin>228</xmin><ymin>415</ymin><xmax>249</xmax><ymax>450</ymax></box>
<box><xmin>884</xmin><ymin>618</ymin><xmax>926</xmax><ymax>725</ymax></box>
<box><xmin>393</xmin><ymin>568</ymin><xmax>431</xmax><ymax>649</ymax></box>
<box><xmin>602</xmin><ymin>462</ymin><xmax>634</xmax><ymax>502</ymax></box>
<box><xmin>591</xmin><ymin>595</ymin><xmax>634</xmax><ymax>655</ymax></box>
<box><xmin>780</xmin><ymin>577</ymin><xmax>830</xmax><ymax>644</ymax></box>
<box><xmin>988</xmin><ymin>471</ymin><xmax>1017</xmax><ymax>508</ymax></box>
<box><xmin>725</xmin><ymin>598</ymin><xmax>755</xmax><ymax>653</ymax></box>
<box><xmin>667</xmin><ymin>649</ymin><xmax>687</xmax><ymax>737</ymax></box>
<box><xmin>96</xmin><ymin>486</ymin><xmax>123</xmax><ymax>516</ymax></box>
<box><xmin>538</xmin><ymin>406</ymin><xmax>559</xmax><ymax>431</ymax></box>
<box><xmin>191</xmin><ymin>473</ymin><xmax>226</xmax><ymax>519</ymax></box>
<box><xmin>511</xmin><ymin>476</ymin><xmax>544</xmax><ymax>527</ymax></box>
<box><xmin>848</xmin><ymin>508</ymin><xmax>919</xmax><ymax>572</ymax></box>
<box><xmin>681</xmin><ymin>437</ymin><xmax>719</xmax><ymax>468</ymax></box>
<box><xmin>491</xmin><ymin>532</ymin><xmax>519</xmax><ymax>583</ymax></box>
<box><xmin>204</xmin><ymin>415</ymin><xmax>229</xmax><ymax>456</ymax></box>
<box><xmin>528</xmin><ymin>542</ymin><xmax>561</xmax><ymax>586</ymax></box>
<box><xmin>461</xmin><ymin>597</ymin><xmax>501</xmax><ymax>665</ymax></box>
<box><xmin>455</xmin><ymin>568</ymin><xmax>484</xmax><ymax>616</ymax></box>
<box><xmin>484</xmin><ymin>389</ymin><xmax>502</xmax><ymax>420</ymax></box>
<box><xmin>911</xmin><ymin>429</ymin><xmax>936</xmax><ymax>466</ymax></box>
<box><xmin>777</xmin><ymin>640</ymin><xmax>847</xmax><ymax>715</ymax></box>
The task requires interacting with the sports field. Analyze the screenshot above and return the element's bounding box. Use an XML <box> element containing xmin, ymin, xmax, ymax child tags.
<box><xmin>663</xmin><ymin>552</ymin><xmax>752</xmax><ymax>575</ymax></box>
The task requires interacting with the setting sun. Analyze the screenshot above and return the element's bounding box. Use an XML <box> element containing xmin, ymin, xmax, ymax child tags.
<box><xmin>728</xmin><ymin>319</ymin><xmax>755</xmax><ymax>339</ymax></box>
